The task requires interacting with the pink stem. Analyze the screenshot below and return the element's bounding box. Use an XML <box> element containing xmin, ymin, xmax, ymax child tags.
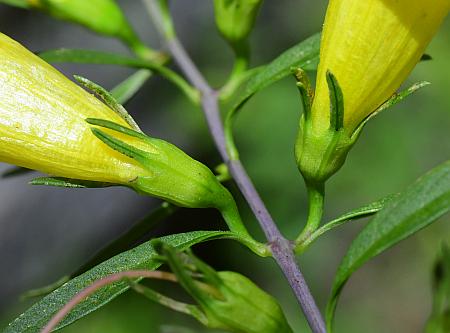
<box><xmin>41</xmin><ymin>270</ymin><xmax>176</xmax><ymax>333</ymax></box>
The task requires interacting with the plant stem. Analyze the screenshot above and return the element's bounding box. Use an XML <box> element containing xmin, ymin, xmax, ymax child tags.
<box><xmin>220</xmin><ymin>45</ymin><xmax>250</xmax><ymax>101</ymax></box>
<box><xmin>144</xmin><ymin>1</ymin><xmax>326</xmax><ymax>332</ymax></box>
<box><xmin>296</xmin><ymin>182</ymin><xmax>325</xmax><ymax>245</ymax></box>
<box><xmin>41</xmin><ymin>270</ymin><xmax>177</xmax><ymax>333</ymax></box>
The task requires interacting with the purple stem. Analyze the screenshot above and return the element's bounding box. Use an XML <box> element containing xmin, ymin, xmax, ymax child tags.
<box><xmin>145</xmin><ymin>1</ymin><xmax>326</xmax><ymax>332</ymax></box>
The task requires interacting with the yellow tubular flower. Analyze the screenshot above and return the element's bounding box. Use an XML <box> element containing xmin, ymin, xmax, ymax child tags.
<box><xmin>0</xmin><ymin>33</ymin><xmax>260</xmax><ymax>242</ymax></box>
<box><xmin>313</xmin><ymin>0</ymin><xmax>450</xmax><ymax>133</ymax></box>
<box><xmin>296</xmin><ymin>0</ymin><xmax>449</xmax><ymax>185</ymax></box>
<box><xmin>0</xmin><ymin>32</ymin><xmax>146</xmax><ymax>184</ymax></box>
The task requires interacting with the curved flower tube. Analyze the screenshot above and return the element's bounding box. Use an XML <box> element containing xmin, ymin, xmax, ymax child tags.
<box><xmin>0</xmin><ymin>33</ymin><xmax>230</xmax><ymax>213</ymax></box>
<box><xmin>312</xmin><ymin>0</ymin><xmax>449</xmax><ymax>133</ymax></box>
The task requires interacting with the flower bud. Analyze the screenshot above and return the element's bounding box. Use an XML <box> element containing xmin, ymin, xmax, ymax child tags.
<box><xmin>213</xmin><ymin>0</ymin><xmax>262</xmax><ymax>52</ymax></box>
<box><xmin>0</xmin><ymin>32</ymin><xmax>232</xmax><ymax>212</ymax></box>
<box><xmin>26</xmin><ymin>0</ymin><xmax>155</xmax><ymax>59</ymax></box>
<box><xmin>295</xmin><ymin>0</ymin><xmax>449</xmax><ymax>184</ymax></box>
<box><xmin>150</xmin><ymin>242</ymin><xmax>293</xmax><ymax>333</ymax></box>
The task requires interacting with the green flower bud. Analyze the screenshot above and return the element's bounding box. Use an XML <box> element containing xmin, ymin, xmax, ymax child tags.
<box><xmin>213</xmin><ymin>0</ymin><xmax>262</xmax><ymax>52</ymax></box>
<box><xmin>0</xmin><ymin>32</ymin><xmax>248</xmax><ymax>237</ymax></box>
<box><xmin>143</xmin><ymin>242</ymin><xmax>293</xmax><ymax>333</ymax></box>
<box><xmin>27</xmin><ymin>0</ymin><xmax>157</xmax><ymax>59</ymax></box>
<box><xmin>84</xmin><ymin>118</ymin><xmax>236</xmax><ymax>214</ymax></box>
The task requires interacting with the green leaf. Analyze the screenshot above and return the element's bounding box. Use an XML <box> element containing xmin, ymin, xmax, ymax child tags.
<box><xmin>4</xmin><ymin>231</ymin><xmax>233</xmax><ymax>333</ymax></box>
<box><xmin>230</xmin><ymin>33</ymin><xmax>319</xmax><ymax>113</ymax></box>
<box><xmin>38</xmin><ymin>49</ymin><xmax>199</xmax><ymax>104</ymax></box>
<box><xmin>225</xmin><ymin>33</ymin><xmax>320</xmax><ymax>159</ymax></box>
<box><xmin>321</xmin><ymin>194</ymin><xmax>395</xmax><ymax>232</ymax></box>
<box><xmin>110</xmin><ymin>69</ymin><xmax>152</xmax><ymax>105</ymax></box>
<box><xmin>295</xmin><ymin>194</ymin><xmax>395</xmax><ymax>254</ymax></box>
<box><xmin>352</xmin><ymin>81</ymin><xmax>430</xmax><ymax>138</ymax></box>
<box><xmin>39</xmin><ymin>49</ymin><xmax>156</xmax><ymax>69</ymax></box>
<box><xmin>327</xmin><ymin>160</ymin><xmax>450</xmax><ymax>331</ymax></box>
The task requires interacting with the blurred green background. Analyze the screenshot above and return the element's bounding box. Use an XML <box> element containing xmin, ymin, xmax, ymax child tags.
<box><xmin>0</xmin><ymin>1</ymin><xmax>449</xmax><ymax>332</ymax></box>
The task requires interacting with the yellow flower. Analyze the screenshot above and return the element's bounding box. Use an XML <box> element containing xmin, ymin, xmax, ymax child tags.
<box><xmin>0</xmin><ymin>33</ymin><xmax>235</xmax><ymax>217</ymax></box>
<box><xmin>0</xmin><ymin>32</ymin><xmax>146</xmax><ymax>184</ymax></box>
<box><xmin>312</xmin><ymin>0</ymin><xmax>449</xmax><ymax>133</ymax></box>
<box><xmin>296</xmin><ymin>0</ymin><xmax>449</xmax><ymax>184</ymax></box>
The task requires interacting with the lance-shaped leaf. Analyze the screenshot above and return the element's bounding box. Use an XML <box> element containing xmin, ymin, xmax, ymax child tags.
<box><xmin>327</xmin><ymin>160</ymin><xmax>450</xmax><ymax>331</ymax></box>
<box><xmin>39</xmin><ymin>49</ymin><xmax>198</xmax><ymax>103</ymax></box>
<box><xmin>4</xmin><ymin>231</ymin><xmax>234</xmax><ymax>333</ymax></box>
<box><xmin>225</xmin><ymin>32</ymin><xmax>320</xmax><ymax>159</ymax></box>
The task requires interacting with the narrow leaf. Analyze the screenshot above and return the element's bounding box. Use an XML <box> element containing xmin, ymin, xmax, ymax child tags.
<box><xmin>225</xmin><ymin>33</ymin><xmax>320</xmax><ymax>159</ymax></box>
<box><xmin>352</xmin><ymin>81</ymin><xmax>430</xmax><ymax>138</ymax></box>
<box><xmin>375</xmin><ymin>81</ymin><xmax>430</xmax><ymax>114</ymax></box>
<box><xmin>4</xmin><ymin>231</ymin><xmax>233</xmax><ymax>332</ymax></box>
<box><xmin>229</xmin><ymin>33</ymin><xmax>320</xmax><ymax>115</ymax></box>
<box><xmin>110</xmin><ymin>69</ymin><xmax>152</xmax><ymax>104</ymax></box>
<box><xmin>295</xmin><ymin>195</ymin><xmax>395</xmax><ymax>254</ymax></box>
<box><xmin>39</xmin><ymin>49</ymin><xmax>156</xmax><ymax>69</ymax></box>
<box><xmin>38</xmin><ymin>49</ymin><xmax>198</xmax><ymax>104</ymax></box>
<box><xmin>322</xmin><ymin>194</ymin><xmax>395</xmax><ymax>231</ymax></box>
<box><xmin>327</xmin><ymin>160</ymin><xmax>450</xmax><ymax>331</ymax></box>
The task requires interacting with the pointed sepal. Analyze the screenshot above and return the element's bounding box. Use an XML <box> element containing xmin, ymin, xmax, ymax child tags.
<box><xmin>326</xmin><ymin>70</ymin><xmax>344</xmax><ymax>131</ymax></box>
<box><xmin>74</xmin><ymin>75</ymin><xmax>141</xmax><ymax>132</ymax></box>
<box><xmin>30</xmin><ymin>177</ymin><xmax>114</xmax><ymax>188</ymax></box>
<box><xmin>292</xmin><ymin>67</ymin><xmax>314</xmax><ymax>120</ymax></box>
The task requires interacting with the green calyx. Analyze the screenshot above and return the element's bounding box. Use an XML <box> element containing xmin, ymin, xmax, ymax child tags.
<box><xmin>294</xmin><ymin>68</ymin><xmax>430</xmax><ymax>185</ymax></box>
<box><xmin>86</xmin><ymin>118</ymin><xmax>233</xmax><ymax>212</ymax></box>
<box><xmin>295</xmin><ymin>70</ymin><xmax>356</xmax><ymax>184</ymax></box>
<box><xmin>146</xmin><ymin>242</ymin><xmax>293</xmax><ymax>333</ymax></box>
<box><xmin>213</xmin><ymin>0</ymin><xmax>263</xmax><ymax>53</ymax></box>
<box><xmin>295</xmin><ymin>114</ymin><xmax>356</xmax><ymax>184</ymax></box>
<box><xmin>86</xmin><ymin>118</ymin><xmax>264</xmax><ymax>249</ymax></box>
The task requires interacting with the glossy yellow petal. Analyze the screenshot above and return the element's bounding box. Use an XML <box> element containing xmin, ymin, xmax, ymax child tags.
<box><xmin>0</xmin><ymin>32</ymin><xmax>147</xmax><ymax>184</ymax></box>
<box><xmin>312</xmin><ymin>0</ymin><xmax>449</xmax><ymax>133</ymax></box>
